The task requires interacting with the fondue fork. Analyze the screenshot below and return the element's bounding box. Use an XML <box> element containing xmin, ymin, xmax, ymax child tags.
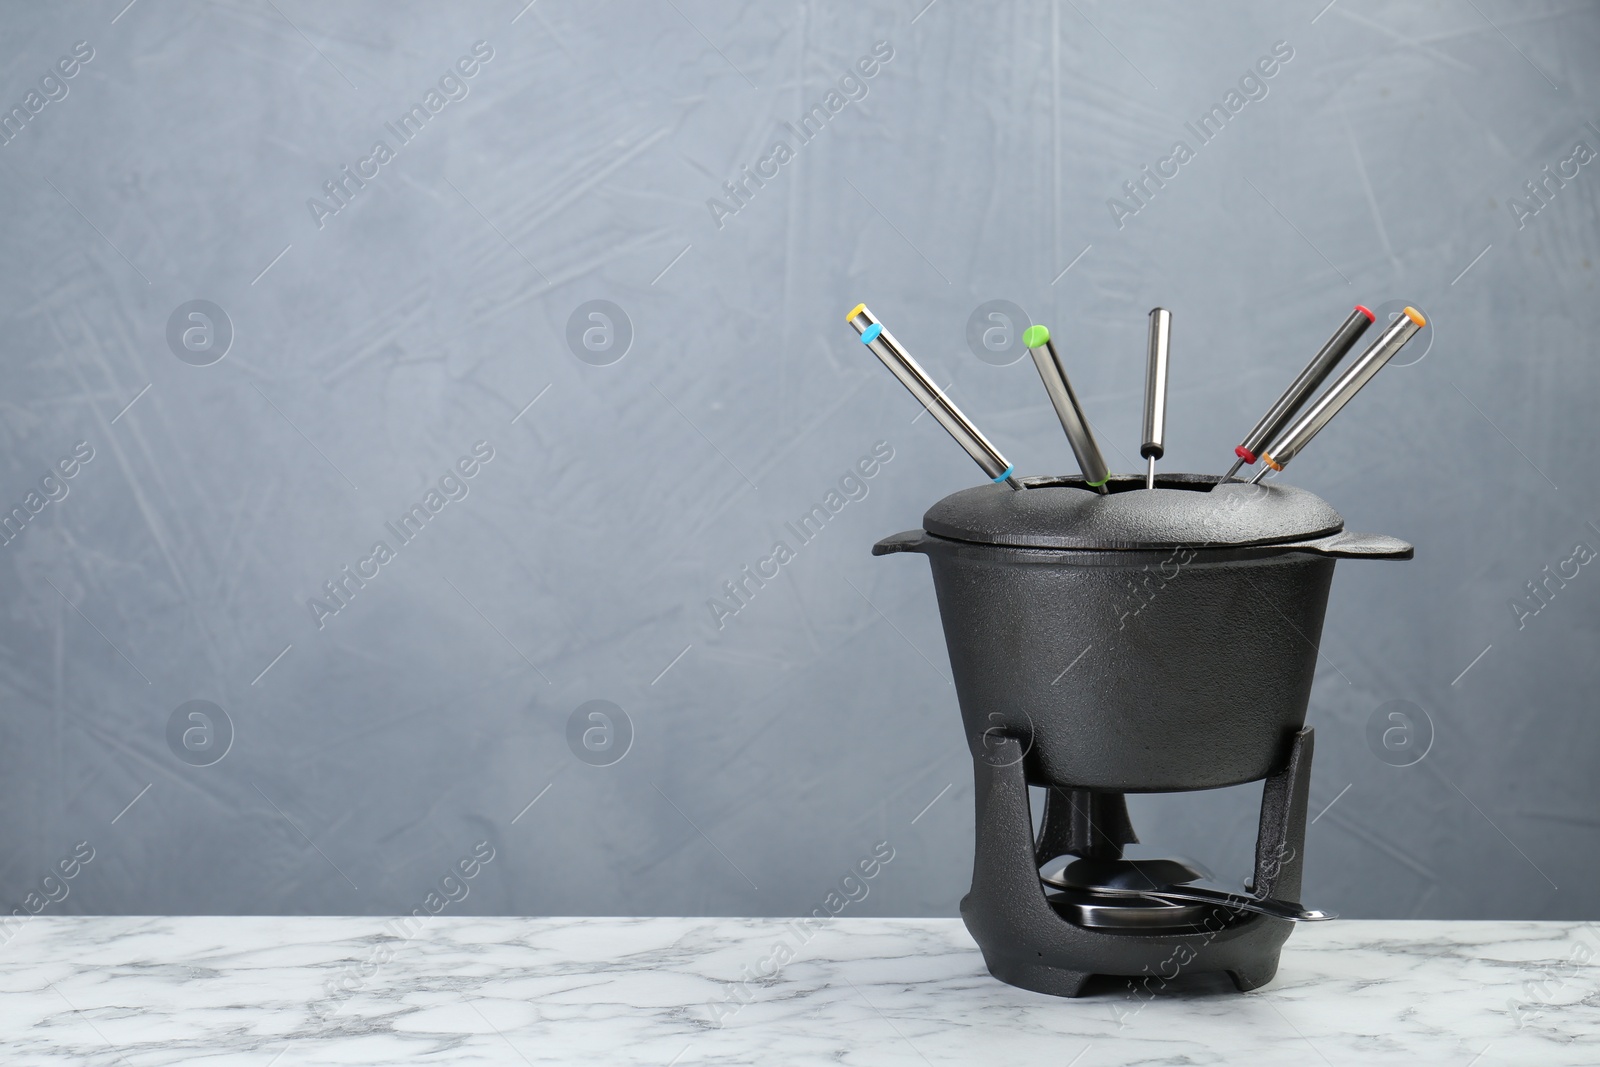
<box><xmin>1247</xmin><ymin>307</ymin><xmax>1426</xmax><ymax>484</ymax></box>
<box><xmin>1022</xmin><ymin>324</ymin><xmax>1111</xmax><ymax>494</ymax></box>
<box><xmin>1222</xmin><ymin>305</ymin><xmax>1375</xmax><ymax>482</ymax></box>
<box><xmin>1141</xmin><ymin>308</ymin><xmax>1172</xmax><ymax>489</ymax></box>
<box><xmin>846</xmin><ymin>303</ymin><xmax>1024</xmax><ymax>489</ymax></box>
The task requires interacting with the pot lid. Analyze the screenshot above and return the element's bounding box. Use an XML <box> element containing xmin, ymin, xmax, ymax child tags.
<box><xmin>920</xmin><ymin>473</ymin><xmax>1345</xmax><ymax>550</ymax></box>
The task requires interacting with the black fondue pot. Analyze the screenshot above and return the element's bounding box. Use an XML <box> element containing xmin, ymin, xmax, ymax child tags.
<box><xmin>875</xmin><ymin>473</ymin><xmax>1411</xmax><ymax>996</ymax></box>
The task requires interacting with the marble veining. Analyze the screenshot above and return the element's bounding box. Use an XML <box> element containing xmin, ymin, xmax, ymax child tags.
<box><xmin>1</xmin><ymin>917</ymin><xmax>1596</xmax><ymax>1064</ymax></box>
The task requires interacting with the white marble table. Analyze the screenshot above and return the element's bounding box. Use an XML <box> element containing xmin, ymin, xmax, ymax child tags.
<box><xmin>1</xmin><ymin>917</ymin><xmax>1596</xmax><ymax>1064</ymax></box>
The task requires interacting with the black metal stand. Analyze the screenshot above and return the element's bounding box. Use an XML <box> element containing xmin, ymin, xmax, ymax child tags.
<box><xmin>960</xmin><ymin>727</ymin><xmax>1315</xmax><ymax>997</ymax></box>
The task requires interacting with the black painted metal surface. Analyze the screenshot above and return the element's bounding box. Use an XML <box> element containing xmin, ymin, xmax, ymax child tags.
<box><xmin>960</xmin><ymin>731</ymin><xmax>1314</xmax><ymax>998</ymax></box>
<box><xmin>922</xmin><ymin>473</ymin><xmax>1344</xmax><ymax>550</ymax></box>
<box><xmin>875</xmin><ymin>475</ymin><xmax>1409</xmax><ymax>791</ymax></box>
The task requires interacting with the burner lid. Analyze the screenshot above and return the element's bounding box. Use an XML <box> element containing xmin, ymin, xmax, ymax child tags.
<box><xmin>921</xmin><ymin>473</ymin><xmax>1345</xmax><ymax>551</ymax></box>
<box><xmin>1040</xmin><ymin>852</ymin><xmax>1211</xmax><ymax>893</ymax></box>
<box><xmin>1038</xmin><ymin>849</ymin><xmax>1238</xmax><ymax>931</ymax></box>
<box><xmin>1043</xmin><ymin>886</ymin><xmax>1221</xmax><ymax>930</ymax></box>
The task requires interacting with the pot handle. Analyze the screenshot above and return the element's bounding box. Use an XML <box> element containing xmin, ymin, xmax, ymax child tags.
<box><xmin>872</xmin><ymin>529</ymin><xmax>929</xmax><ymax>556</ymax></box>
<box><xmin>1287</xmin><ymin>530</ymin><xmax>1413</xmax><ymax>560</ymax></box>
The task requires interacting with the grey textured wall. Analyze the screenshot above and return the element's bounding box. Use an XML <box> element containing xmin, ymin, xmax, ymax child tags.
<box><xmin>1</xmin><ymin>0</ymin><xmax>1596</xmax><ymax>923</ymax></box>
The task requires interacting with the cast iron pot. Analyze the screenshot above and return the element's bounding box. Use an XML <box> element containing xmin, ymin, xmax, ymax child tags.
<box><xmin>874</xmin><ymin>473</ymin><xmax>1412</xmax><ymax>792</ymax></box>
